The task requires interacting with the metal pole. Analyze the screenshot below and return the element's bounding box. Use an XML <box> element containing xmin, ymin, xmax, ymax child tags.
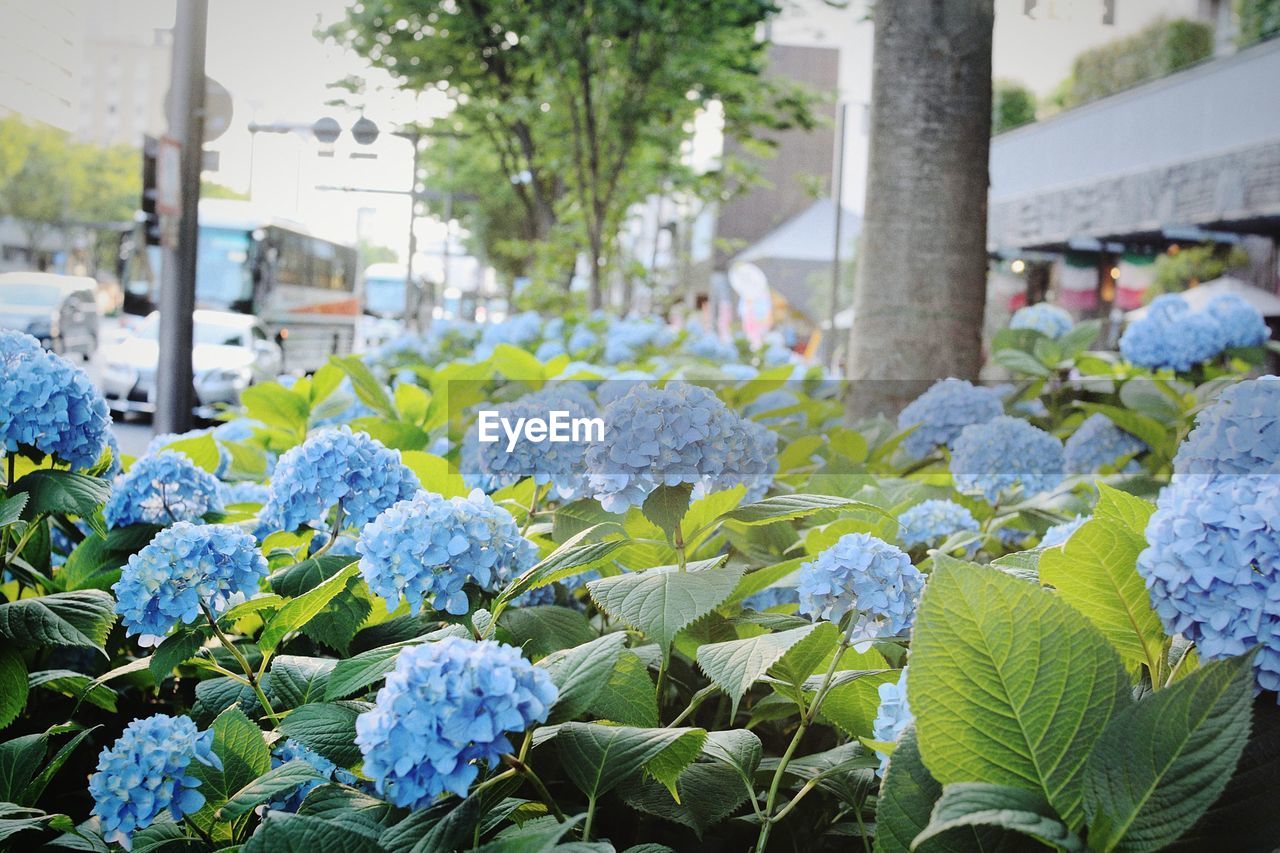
<box><xmin>403</xmin><ymin>132</ymin><xmax>421</xmax><ymax>331</ymax></box>
<box><xmin>825</xmin><ymin>102</ymin><xmax>848</xmax><ymax>369</ymax></box>
<box><xmin>157</xmin><ymin>0</ymin><xmax>208</xmax><ymax>434</ymax></box>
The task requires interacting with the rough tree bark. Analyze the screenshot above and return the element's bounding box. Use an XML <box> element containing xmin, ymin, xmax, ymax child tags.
<box><xmin>845</xmin><ymin>0</ymin><xmax>995</xmax><ymax>419</ymax></box>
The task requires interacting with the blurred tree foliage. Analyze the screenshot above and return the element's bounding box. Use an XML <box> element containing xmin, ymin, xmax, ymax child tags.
<box><xmin>1237</xmin><ymin>0</ymin><xmax>1280</xmax><ymax>45</ymax></box>
<box><xmin>992</xmin><ymin>79</ymin><xmax>1037</xmax><ymax>133</ymax></box>
<box><xmin>1148</xmin><ymin>243</ymin><xmax>1251</xmax><ymax>301</ymax></box>
<box><xmin>324</xmin><ymin>0</ymin><xmax>818</xmax><ymax>309</ymax></box>
<box><xmin>0</xmin><ymin>116</ymin><xmax>139</xmax><ymax>260</ymax></box>
<box><xmin>200</xmin><ymin>180</ymin><xmax>249</xmax><ymax>200</ymax></box>
<box><xmin>1050</xmin><ymin>18</ymin><xmax>1213</xmax><ymax>110</ymax></box>
<box><xmin>359</xmin><ymin>241</ymin><xmax>399</xmax><ymax>265</ymax></box>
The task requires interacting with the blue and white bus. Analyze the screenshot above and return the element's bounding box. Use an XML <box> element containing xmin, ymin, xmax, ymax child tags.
<box><xmin>120</xmin><ymin>199</ymin><xmax>359</xmax><ymax>372</ymax></box>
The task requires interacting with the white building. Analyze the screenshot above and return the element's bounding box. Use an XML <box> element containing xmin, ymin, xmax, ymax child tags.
<box><xmin>0</xmin><ymin>0</ymin><xmax>83</xmax><ymax>132</ymax></box>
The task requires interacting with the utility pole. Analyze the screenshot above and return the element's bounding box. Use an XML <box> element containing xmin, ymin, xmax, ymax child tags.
<box><xmin>402</xmin><ymin>130</ymin><xmax>422</xmax><ymax>331</ymax></box>
<box><xmin>156</xmin><ymin>0</ymin><xmax>208</xmax><ymax>434</ymax></box>
<box><xmin>824</xmin><ymin>102</ymin><xmax>848</xmax><ymax>370</ymax></box>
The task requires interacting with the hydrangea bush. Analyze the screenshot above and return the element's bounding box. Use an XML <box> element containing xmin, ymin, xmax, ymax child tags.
<box><xmin>1</xmin><ymin>318</ymin><xmax>1278</xmax><ymax>853</ymax></box>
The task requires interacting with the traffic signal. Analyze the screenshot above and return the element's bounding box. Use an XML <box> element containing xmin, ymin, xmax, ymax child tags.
<box><xmin>141</xmin><ymin>135</ymin><xmax>161</xmax><ymax>247</ymax></box>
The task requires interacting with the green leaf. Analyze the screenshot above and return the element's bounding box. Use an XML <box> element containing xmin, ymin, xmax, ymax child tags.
<box><xmin>1078</xmin><ymin>404</ymin><xmax>1169</xmax><ymax>455</ymax></box>
<box><xmin>587</xmin><ymin>651</ymin><xmax>658</xmax><ymax>727</ymax></box>
<box><xmin>334</xmin><ymin>356</ymin><xmax>397</xmax><ymax>420</ymax></box>
<box><xmin>476</xmin><ymin>814</ymin><xmax>585</xmax><ymax>853</ymax></box>
<box><xmin>325</xmin><ymin>637</ymin><xmax>445</xmax><ymax>701</ymax></box>
<box><xmin>216</xmin><ymin>760</ymin><xmax>326</xmax><ymax>821</ymax></box>
<box><xmin>188</xmin><ymin>707</ymin><xmax>271</xmax><ymax>836</ymax></box>
<box><xmin>1058</xmin><ymin>320</ymin><xmax>1101</xmax><ymax>359</ymax></box>
<box><xmin>763</xmin><ymin>620</ymin><xmax>840</xmax><ymax>692</ymax></box>
<box><xmin>913</xmin><ymin>783</ymin><xmax>1085</xmax><ymax>852</ymax></box>
<box><xmin>641</xmin><ymin>483</ymin><xmax>692</xmax><ymax>543</ymax></box>
<box><xmin>555</xmin><ymin>723</ymin><xmax>705</xmax><ymax>800</ymax></box>
<box><xmin>219</xmin><ymin>594</ymin><xmax>285</xmax><ymax>625</ymax></box>
<box><xmin>0</xmin><ymin>734</ymin><xmax>46</xmax><ymax>802</ymax></box>
<box><xmin>499</xmin><ymin>606</ymin><xmax>597</xmax><ymax>659</ymax></box>
<box><xmin>393</xmin><ymin>382</ymin><xmax>431</xmax><ymax>424</ymax></box>
<box><xmin>489</xmin><ymin>343</ymin><xmax>546</xmax><ymax>382</ymax></box>
<box><xmin>10</xmin><ymin>470</ymin><xmax>110</xmax><ymax>519</ymax></box>
<box><xmin>128</xmin><ymin>819</ymin><xmax>201</xmax><ymax>853</ymax></box>
<box><xmin>1092</xmin><ymin>483</ymin><xmax>1155</xmax><ymax>533</ymax></box>
<box><xmin>241</xmin><ymin>382</ymin><xmax>310</xmax><ymax>435</ymax></box>
<box><xmin>269</xmin><ymin>555</ymin><xmax>357</xmax><ymax>597</ymax></box>
<box><xmin>725</xmin><ymin>558</ymin><xmax>803</xmax><ymax>607</ymax></box>
<box><xmin>260</xmin><ymin>562</ymin><xmax>360</xmax><ymax>652</ymax></box>
<box><xmin>1039</xmin><ymin>514</ymin><xmax>1166</xmax><ymax>676</ymax></box>
<box><xmin>719</xmin><ymin>494</ymin><xmax>889</xmax><ymax>526</ymax></box>
<box><xmin>0</xmin><ymin>648</ymin><xmax>28</xmax><ymax>730</ymax></box>
<box><xmin>0</xmin><ymin>590</ymin><xmax>116</xmax><ymax>652</ymax></box>
<box><xmin>1083</xmin><ymin>653</ymin><xmax>1255</xmax><ymax>852</ymax></box>
<box><xmin>192</xmin><ymin>677</ymin><xmax>260</xmax><ymax>727</ymax></box>
<box><xmin>0</xmin><ymin>493</ymin><xmax>28</xmax><ymax>528</ymax></box>
<box><xmin>539</xmin><ymin>633</ymin><xmax>627</xmax><ymax>723</ymax></box>
<box><xmin>620</xmin><ymin>761</ymin><xmax>750</xmax><ymax>838</ymax></box>
<box><xmin>586</xmin><ymin>560</ymin><xmax>743</xmax><ymax>656</ymax></box>
<box><xmin>149</xmin><ymin>627</ymin><xmax>208</xmax><ymax>680</ymax></box>
<box><xmin>267</xmin><ymin>656</ymin><xmax>336</xmax><ymax>709</ymax></box>
<box><xmin>993</xmin><ymin>347</ymin><xmax>1054</xmax><ymax>377</ymax></box>
<box><xmin>57</xmin><ymin>533</ymin><xmax>123</xmax><ymax>591</ymax></box>
<box><xmin>278</xmin><ymin>701</ymin><xmax>367</xmax><ymax>769</ymax></box>
<box><xmin>164</xmin><ymin>433</ymin><xmax>222</xmax><ymax>474</ymax></box>
<box><xmin>0</xmin><ymin>804</ymin><xmax>59</xmax><ymax>844</ymax></box>
<box><xmin>811</xmin><ymin>670</ymin><xmax>898</xmax><ymax>738</ymax></box>
<box><xmin>496</xmin><ymin>523</ymin><xmax>626</xmax><ymax>611</ymax></box>
<box><xmin>874</xmin><ymin>725</ymin><xmax>941</xmax><ymax>853</ymax></box>
<box><xmin>379</xmin><ymin>792</ymin><xmax>484</xmax><ymax>852</ymax></box>
<box><xmin>28</xmin><ymin>669</ymin><xmax>116</xmax><ymax>712</ymax></box>
<box><xmin>243</xmin><ymin>811</ymin><xmax>382</xmax><ymax>853</ymax></box>
<box><xmin>645</xmin><ymin>728</ymin><xmax>708</xmax><ymax>801</ymax></box>
<box><xmin>552</xmin><ymin>500</ymin><xmax>621</xmax><ymax>542</ymax></box>
<box><xmin>910</xmin><ymin>563</ymin><xmax>1129</xmax><ymax>831</ymax></box>
<box><xmin>18</xmin><ymin>726</ymin><xmax>98</xmax><ymax>807</ymax></box>
<box><xmin>696</xmin><ymin>623</ymin><xmax>824</xmax><ymax>717</ymax></box>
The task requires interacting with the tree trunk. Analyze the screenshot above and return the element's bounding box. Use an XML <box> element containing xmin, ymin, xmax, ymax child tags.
<box><xmin>845</xmin><ymin>0</ymin><xmax>994</xmax><ymax>419</ymax></box>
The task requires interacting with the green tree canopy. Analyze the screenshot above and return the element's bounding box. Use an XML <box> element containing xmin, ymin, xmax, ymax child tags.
<box><xmin>992</xmin><ymin>79</ymin><xmax>1036</xmax><ymax>134</ymax></box>
<box><xmin>1237</xmin><ymin>0</ymin><xmax>1280</xmax><ymax>45</ymax></box>
<box><xmin>1053</xmin><ymin>18</ymin><xmax>1213</xmax><ymax>109</ymax></box>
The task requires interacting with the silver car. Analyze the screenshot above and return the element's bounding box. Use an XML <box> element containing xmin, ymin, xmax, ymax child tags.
<box><xmin>0</xmin><ymin>272</ymin><xmax>100</xmax><ymax>359</ymax></box>
<box><xmin>100</xmin><ymin>310</ymin><xmax>283</xmax><ymax>417</ymax></box>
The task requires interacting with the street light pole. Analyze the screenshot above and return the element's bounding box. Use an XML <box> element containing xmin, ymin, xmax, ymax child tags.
<box><xmin>824</xmin><ymin>102</ymin><xmax>848</xmax><ymax>370</ymax></box>
<box><xmin>156</xmin><ymin>0</ymin><xmax>208</xmax><ymax>434</ymax></box>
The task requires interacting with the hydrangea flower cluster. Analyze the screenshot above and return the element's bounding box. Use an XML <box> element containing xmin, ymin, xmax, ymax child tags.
<box><xmin>474</xmin><ymin>311</ymin><xmax>543</xmax><ymax>360</ymax></box>
<box><xmin>871</xmin><ymin>668</ymin><xmax>913</xmax><ymax>777</ymax></box>
<box><xmin>146</xmin><ymin>428</ymin><xmax>231</xmax><ymax>477</ymax></box>
<box><xmin>463</xmin><ymin>385</ymin><xmax>599</xmax><ymax>499</ymax></box>
<box><xmin>266</xmin><ymin>739</ymin><xmax>357</xmax><ymax>813</ymax></box>
<box><xmin>356</xmin><ymin>638</ymin><xmax>558</xmax><ymax>807</ymax></box>
<box><xmin>0</xmin><ymin>329</ymin><xmax>110</xmax><ymax>469</ymax></box>
<box><xmin>603</xmin><ymin>317</ymin><xmax>674</xmax><ymax>364</ymax></box>
<box><xmin>1010</xmin><ymin>303</ymin><xmax>1073</xmax><ymax>339</ymax></box>
<box><xmin>897</xmin><ymin>379</ymin><xmax>1004</xmax><ymax>458</ymax></box>
<box><xmin>703</xmin><ymin>415</ymin><xmax>778</xmax><ymax>503</ymax></box>
<box><xmin>742</xmin><ymin>584</ymin><xmax>800</xmax><ymax>611</ymax></box>
<box><xmin>585</xmin><ymin>383</ymin><xmax>777</xmax><ymax>512</ymax></box>
<box><xmin>89</xmin><ymin>714</ymin><xmax>221</xmax><ymax>849</ymax></box>
<box><xmin>103</xmin><ymin>451</ymin><xmax>224</xmax><ymax>529</ymax></box>
<box><xmin>1064</xmin><ymin>413</ymin><xmax>1146</xmax><ymax>474</ymax></box>
<box><xmin>1138</xmin><ymin>473</ymin><xmax>1280</xmax><ymax>692</ymax></box>
<box><xmin>358</xmin><ymin>489</ymin><xmax>537</xmax><ymax>615</ymax></box>
<box><xmin>1041</xmin><ymin>514</ymin><xmax>1089</xmax><ymax>548</ymax></box>
<box><xmin>1205</xmin><ymin>293</ymin><xmax>1270</xmax><ymax>349</ymax></box>
<box><xmin>1172</xmin><ymin>377</ymin><xmax>1280</xmax><ymax>476</ymax></box>
<box><xmin>685</xmin><ymin>332</ymin><xmax>739</xmax><ymax>363</ymax></box>
<box><xmin>897</xmin><ymin>499</ymin><xmax>979</xmax><ymax>552</ymax></box>
<box><xmin>797</xmin><ymin>533</ymin><xmax>925</xmax><ymax>642</ymax></box>
<box><xmin>219</xmin><ymin>480</ymin><xmax>271</xmax><ymax>506</ymax></box>
<box><xmin>951</xmin><ymin>416</ymin><xmax>1065</xmax><ymax>502</ymax></box>
<box><xmin>1120</xmin><ymin>292</ymin><xmax>1244</xmax><ymax>372</ymax></box>
<box><xmin>114</xmin><ymin>521</ymin><xmax>268</xmax><ymax>646</ymax></box>
<box><xmin>260</xmin><ymin>427</ymin><xmax>420</xmax><ymax>535</ymax></box>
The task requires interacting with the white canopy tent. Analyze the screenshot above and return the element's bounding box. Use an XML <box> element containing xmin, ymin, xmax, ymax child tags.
<box><xmin>1125</xmin><ymin>276</ymin><xmax>1280</xmax><ymax>321</ymax></box>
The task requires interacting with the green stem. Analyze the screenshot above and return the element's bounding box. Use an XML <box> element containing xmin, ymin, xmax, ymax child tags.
<box><xmin>309</xmin><ymin>505</ymin><xmax>346</xmax><ymax>558</ymax></box>
<box><xmin>655</xmin><ymin>654</ymin><xmax>669</xmax><ymax>714</ymax></box>
<box><xmin>501</xmin><ymin>754</ymin><xmax>565</xmax><ymax>822</ymax></box>
<box><xmin>470</xmin><ymin>766</ymin><xmax>518</xmax><ymax>796</ymax></box>
<box><xmin>582</xmin><ymin>795</ymin><xmax>597</xmax><ymax>842</ymax></box>
<box><xmin>755</xmin><ymin>631</ymin><xmax>852</xmax><ymax>853</ymax></box>
<box><xmin>852</xmin><ymin>801</ymin><xmax>872</xmax><ymax>853</ymax></box>
<box><xmin>202</xmin><ymin>604</ymin><xmax>280</xmax><ymax>727</ymax></box>
<box><xmin>7</xmin><ymin>452</ymin><xmax>14</xmax><ymax>489</ymax></box>
<box><xmin>673</xmin><ymin>522</ymin><xmax>687</xmax><ymax>572</ymax></box>
<box><xmin>520</xmin><ymin>484</ymin><xmax>542</xmax><ymax>536</ymax></box>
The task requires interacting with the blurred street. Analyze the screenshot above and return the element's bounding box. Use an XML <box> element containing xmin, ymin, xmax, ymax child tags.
<box><xmin>79</xmin><ymin>316</ymin><xmax>156</xmax><ymax>457</ymax></box>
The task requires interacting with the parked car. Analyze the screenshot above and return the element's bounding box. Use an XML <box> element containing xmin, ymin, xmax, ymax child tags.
<box><xmin>0</xmin><ymin>272</ymin><xmax>100</xmax><ymax>359</ymax></box>
<box><xmin>100</xmin><ymin>309</ymin><xmax>283</xmax><ymax>418</ymax></box>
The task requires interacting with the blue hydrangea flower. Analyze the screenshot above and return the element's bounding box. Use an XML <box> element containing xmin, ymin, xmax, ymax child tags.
<box><xmin>595</xmin><ymin>370</ymin><xmax>656</xmax><ymax>407</ymax></box>
<box><xmin>512</xmin><ymin>583</ymin><xmax>558</xmax><ymax>608</ymax></box>
<box><xmin>464</xmin><ymin>385</ymin><xmax>599</xmax><ymax>500</ymax></box>
<box><xmin>0</xmin><ymin>330</ymin><xmax>110</xmax><ymax>469</ymax></box>
<box><xmin>219</xmin><ymin>481</ymin><xmax>271</xmax><ymax>506</ymax></box>
<box><xmin>1205</xmin><ymin>293</ymin><xmax>1270</xmax><ymax>349</ymax></box>
<box><xmin>1173</xmin><ymin>377</ymin><xmax>1280</xmax><ymax>477</ymax></box>
<box><xmin>685</xmin><ymin>333</ymin><xmax>738</xmax><ymax>363</ymax></box>
<box><xmin>1120</xmin><ymin>298</ymin><xmax>1224</xmax><ymax>371</ymax></box>
<box><xmin>567</xmin><ymin>325</ymin><xmax>599</xmax><ymax>356</ymax></box>
<box><xmin>104</xmin><ymin>451</ymin><xmax>224</xmax><ymax>529</ymax></box>
<box><xmin>1138</xmin><ymin>473</ymin><xmax>1280</xmax><ymax>693</ymax></box>
<box><xmin>996</xmin><ymin>526</ymin><xmax>1034</xmax><ymax>550</ymax></box>
<box><xmin>701</xmin><ymin>416</ymin><xmax>778</xmax><ymax>504</ymax></box>
<box><xmin>89</xmin><ymin>714</ymin><xmax>221</xmax><ymax>849</ymax></box>
<box><xmin>113</xmin><ymin>521</ymin><xmax>268</xmax><ymax>646</ymax></box>
<box><xmin>585</xmin><ymin>383</ymin><xmax>775</xmax><ymax>513</ymax></box>
<box><xmin>260</xmin><ymin>427</ymin><xmax>420</xmax><ymax>536</ymax></box>
<box><xmin>742</xmin><ymin>583</ymin><xmax>800</xmax><ymax>611</ymax></box>
<box><xmin>266</xmin><ymin>739</ymin><xmax>358</xmax><ymax>813</ymax></box>
<box><xmin>356</xmin><ymin>637</ymin><xmax>558</xmax><ymax>807</ymax></box>
<box><xmin>534</xmin><ymin>339</ymin><xmax>565</xmax><ymax>360</ymax></box>
<box><xmin>797</xmin><ymin>533</ymin><xmax>925</xmax><ymax>642</ymax></box>
<box><xmin>897</xmin><ymin>379</ymin><xmax>1004</xmax><ymax>458</ymax></box>
<box><xmin>1041</xmin><ymin>514</ymin><xmax>1090</xmax><ymax>548</ymax></box>
<box><xmin>358</xmin><ymin>489</ymin><xmax>537</xmax><ymax>616</ymax></box>
<box><xmin>871</xmin><ymin>668</ymin><xmax>912</xmax><ymax>777</ymax></box>
<box><xmin>1064</xmin><ymin>413</ymin><xmax>1146</xmax><ymax>474</ymax></box>
<box><xmin>602</xmin><ymin>317</ymin><xmax>674</xmax><ymax>364</ymax></box>
<box><xmin>951</xmin><ymin>416</ymin><xmax>1065</xmax><ymax>502</ymax></box>
<box><xmin>897</xmin><ymin>500</ymin><xmax>979</xmax><ymax>552</ymax></box>
<box><xmin>1010</xmin><ymin>303</ymin><xmax>1073</xmax><ymax>339</ymax></box>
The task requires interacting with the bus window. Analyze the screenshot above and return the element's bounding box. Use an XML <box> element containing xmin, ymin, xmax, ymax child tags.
<box><xmin>195</xmin><ymin>227</ymin><xmax>253</xmax><ymax>310</ymax></box>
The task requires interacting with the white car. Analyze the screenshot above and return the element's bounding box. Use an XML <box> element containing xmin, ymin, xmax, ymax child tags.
<box><xmin>100</xmin><ymin>310</ymin><xmax>283</xmax><ymax>417</ymax></box>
